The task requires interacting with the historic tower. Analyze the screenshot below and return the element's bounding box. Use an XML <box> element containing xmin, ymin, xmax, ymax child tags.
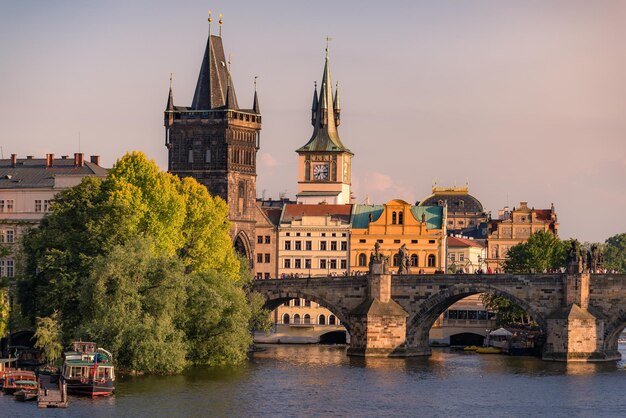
<box><xmin>296</xmin><ymin>48</ymin><xmax>353</xmax><ymax>204</ymax></box>
<box><xmin>165</xmin><ymin>17</ymin><xmax>261</xmax><ymax>260</ymax></box>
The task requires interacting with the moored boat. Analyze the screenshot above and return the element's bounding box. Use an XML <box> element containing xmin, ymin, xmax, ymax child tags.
<box><xmin>15</xmin><ymin>388</ymin><xmax>38</xmax><ymax>401</ymax></box>
<box><xmin>62</xmin><ymin>342</ymin><xmax>115</xmax><ymax>397</ymax></box>
<box><xmin>2</xmin><ymin>370</ymin><xmax>38</xmax><ymax>394</ymax></box>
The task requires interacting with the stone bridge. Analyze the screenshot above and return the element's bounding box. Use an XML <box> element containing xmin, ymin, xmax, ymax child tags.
<box><xmin>251</xmin><ymin>261</ymin><xmax>626</xmax><ymax>362</ymax></box>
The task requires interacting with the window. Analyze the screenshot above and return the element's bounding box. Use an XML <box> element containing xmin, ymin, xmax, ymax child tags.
<box><xmin>321</xmin><ymin>233</ymin><xmax>326</xmax><ymax>237</ymax></box>
<box><xmin>359</xmin><ymin>239</ymin><xmax>366</xmax><ymax>243</ymax></box>
<box><xmin>305</xmin><ymin>259</ymin><xmax>311</xmax><ymax>269</ymax></box>
<box><xmin>340</xmin><ymin>260</ymin><xmax>347</xmax><ymax>269</ymax></box>
<box><xmin>411</xmin><ymin>240</ymin><xmax>418</xmax><ymax>244</ymax></box>
<box><xmin>188</xmin><ymin>150</ymin><xmax>194</xmax><ymax>163</ymax></box>
<box><xmin>320</xmin><ymin>241</ymin><xmax>327</xmax><ymax>251</ymax></box>
<box><xmin>429</xmin><ymin>240</ymin><xmax>436</xmax><ymax>244</ymax></box>
<box><xmin>2</xmin><ymin>230</ymin><xmax>14</xmax><ymax>244</ymax></box>
<box><xmin>264</xmin><ymin>254</ymin><xmax>270</xmax><ymax>263</ymax></box>
<box><xmin>304</xmin><ymin>300</ymin><xmax>311</xmax><ymax>308</ymax></box>
<box><xmin>265</xmin><ymin>236</ymin><xmax>271</xmax><ymax>244</ymax></box>
<box><xmin>304</xmin><ymin>314</ymin><xmax>311</xmax><ymax>324</ymax></box>
<box><xmin>35</xmin><ymin>200</ymin><xmax>42</xmax><ymax>212</ymax></box>
<box><xmin>283</xmin><ymin>301</ymin><xmax>291</xmax><ymax>307</ymax></box>
<box><xmin>318</xmin><ymin>314</ymin><xmax>326</xmax><ymax>325</ymax></box>
<box><xmin>294</xmin><ymin>259</ymin><xmax>301</xmax><ymax>269</ymax></box>
<box><xmin>459</xmin><ymin>254</ymin><xmax>465</xmax><ymax>262</ymax></box>
<box><xmin>238</xmin><ymin>182</ymin><xmax>246</xmax><ymax>214</ymax></box>
<box><xmin>44</xmin><ymin>200</ymin><xmax>50</xmax><ymax>212</ymax></box>
<box><xmin>305</xmin><ymin>241</ymin><xmax>312</xmax><ymax>251</ymax></box>
<box><xmin>330</xmin><ymin>259</ymin><xmax>337</xmax><ymax>269</ymax></box>
<box><xmin>410</xmin><ymin>254</ymin><xmax>418</xmax><ymax>266</ymax></box>
<box><xmin>358</xmin><ymin>253</ymin><xmax>367</xmax><ymax>267</ymax></box>
<box><xmin>398</xmin><ymin>212</ymin><xmax>404</xmax><ymax>225</ymax></box>
<box><xmin>306</xmin><ymin>233</ymin><xmax>311</xmax><ymax>237</ymax></box>
<box><xmin>293</xmin><ymin>314</ymin><xmax>301</xmax><ymax>325</ymax></box>
<box><xmin>293</xmin><ymin>298</ymin><xmax>300</xmax><ymax>307</ymax></box>
<box><xmin>205</xmin><ymin>149</ymin><xmax>211</xmax><ymax>163</ymax></box>
<box><xmin>332</xmin><ymin>233</ymin><xmax>336</xmax><ymax>237</ymax></box>
<box><xmin>284</xmin><ymin>259</ymin><xmax>291</xmax><ymax>268</ymax></box>
<box><xmin>284</xmin><ymin>241</ymin><xmax>291</xmax><ymax>250</ymax></box>
<box><xmin>257</xmin><ymin>236</ymin><xmax>263</xmax><ymax>244</ymax></box>
<box><xmin>283</xmin><ymin>313</ymin><xmax>290</xmax><ymax>324</ymax></box>
<box><xmin>393</xmin><ymin>254</ymin><xmax>399</xmax><ymax>267</ymax></box>
<box><xmin>331</xmin><ymin>241</ymin><xmax>337</xmax><ymax>251</ymax></box>
<box><xmin>295</xmin><ymin>241</ymin><xmax>302</xmax><ymax>250</ymax></box>
<box><xmin>459</xmin><ymin>200</ymin><xmax>465</xmax><ymax>208</ymax></box>
<box><xmin>286</xmin><ymin>232</ymin><xmax>290</xmax><ymax>236</ymax></box>
<box><xmin>257</xmin><ymin>254</ymin><xmax>263</xmax><ymax>263</ymax></box>
<box><xmin>296</xmin><ymin>232</ymin><xmax>301</xmax><ymax>237</ymax></box>
<box><xmin>459</xmin><ymin>220</ymin><xmax>464</xmax><ymax>225</ymax></box>
<box><xmin>264</xmin><ymin>273</ymin><xmax>270</xmax><ymax>279</ymax></box>
<box><xmin>394</xmin><ymin>239</ymin><xmax>401</xmax><ymax>244</ymax></box>
<box><xmin>6</xmin><ymin>200</ymin><xmax>13</xmax><ymax>212</ymax></box>
<box><xmin>320</xmin><ymin>259</ymin><xmax>327</xmax><ymax>269</ymax></box>
<box><xmin>340</xmin><ymin>241</ymin><xmax>347</xmax><ymax>251</ymax></box>
<box><xmin>1</xmin><ymin>259</ymin><xmax>14</xmax><ymax>277</ymax></box>
<box><xmin>428</xmin><ymin>254</ymin><xmax>436</xmax><ymax>267</ymax></box>
<box><xmin>392</xmin><ymin>211</ymin><xmax>397</xmax><ymax>224</ymax></box>
<box><xmin>329</xmin><ymin>315</ymin><xmax>336</xmax><ymax>325</ymax></box>
<box><xmin>377</xmin><ymin>239</ymin><xmax>383</xmax><ymax>243</ymax></box>
<box><xmin>342</xmin><ymin>233</ymin><xmax>347</xmax><ymax>237</ymax></box>
<box><xmin>449</xmin><ymin>253</ymin><xmax>456</xmax><ymax>262</ymax></box>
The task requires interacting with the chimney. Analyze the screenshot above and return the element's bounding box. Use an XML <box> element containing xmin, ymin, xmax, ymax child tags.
<box><xmin>74</xmin><ymin>153</ymin><xmax>84</xmax><ymax>167</ymax></box>
<box><xmin>26</xmin><ymin>155</ymin><xmax>34</xmax><ymax>160</ymax></box>
<box><xmin>90</xmin><ymin>155</ymin><xmax>100</xmax><ymax>166</ymax></box>
<box><xmin>46</xmin><ymin>153</ymin><xmax>54</xmax><ymax>167</ymax></box>
<box><xmin>61</xmin><ymin>155</ymin><xmax>68</xmax><ymax>159</ymax></box>
<box><xmin>10</xmin><ymin>154</ymin><xmax>17</xmax><ymax>167</ymax></box>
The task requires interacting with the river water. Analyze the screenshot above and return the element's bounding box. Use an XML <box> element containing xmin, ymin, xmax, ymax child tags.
<box><xmin>2</xmin><ymin>343</ymin><xmax>625</xmax><ymax>417</ymax></box>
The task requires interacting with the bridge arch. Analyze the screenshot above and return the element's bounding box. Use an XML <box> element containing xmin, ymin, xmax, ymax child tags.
<box><xmin>257</xmin><ymin>289</ymin><xmax>353</xmax><ymax>334</ymax></box>
<box><xmin>603</xmin><ymin>312</ymin><xmax>626</xmax><ymax>357</ymax></box>
<box><xmin>406</xmin><ymin>283</ymin><xmax>547</xmax><ymax>350</ymax></box>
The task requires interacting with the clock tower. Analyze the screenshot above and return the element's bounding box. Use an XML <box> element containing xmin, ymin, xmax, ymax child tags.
<box><xmin>296</xmin><ymin>48</ymin><xmax>353</xmax><ymax>205</ymax></box>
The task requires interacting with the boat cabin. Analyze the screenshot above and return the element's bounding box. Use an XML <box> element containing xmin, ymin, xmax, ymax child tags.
<box><xmin>63</xmin><ymin>362</ymin><xmax>115</xmax><ymax>381</ymax></box>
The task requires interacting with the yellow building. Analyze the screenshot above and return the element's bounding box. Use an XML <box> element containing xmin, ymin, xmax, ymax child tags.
<box><xmin>486</xmin><ymin>201</ymin><xmax>558</xmax><ymax>270</ymax></box>
<box><xmin>350</xmin><ymin>199</ymin><xmax>446</xmax><ymax>274</ymax></box>
<box><xmin>253</xmin><ymin>203</ymin><xmax>281</xmax><ymax>279</ymax></box>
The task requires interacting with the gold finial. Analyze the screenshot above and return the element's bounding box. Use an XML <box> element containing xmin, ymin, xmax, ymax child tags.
<box><xmin>208</xmin><ymin>10</ymin><xmax>212</xmax><ymax>34</ymax></box>
<box><xmin>219</xmin><ymin>13</ymin><xmax>223</xmax><ymax>37</ymax></box>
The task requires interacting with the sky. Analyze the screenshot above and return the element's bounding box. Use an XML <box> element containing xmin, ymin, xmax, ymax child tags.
<box><xmin>1</xmin><ymin>0</ymin><xmax>625</xmax><ymax>242</ymax></box>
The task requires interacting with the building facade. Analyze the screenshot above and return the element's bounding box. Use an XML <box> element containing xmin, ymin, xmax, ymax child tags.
<box><xmin>486</xmin><ymin>201</ymin><xmax>558</xmax><ymax>269</ymax></box>
<box><xmin>350</xmin><ymin>199</ymin><xmax>446</xmax><ymax>274</ymax></box>
<box><xmin>253</xmin><ymin>203</ymin><xmax>280</xmax><ymax>280</ymax></box>
<box><xmin>419</xmin><ymin>185</ymin><xmax>488</xmax><ymax>237</ymax></box>
<box><xmin>0</xmin><ymin>153</ymin><xmax>107</xmax><ymax>280</ymax></box>
<box><xmin>165</xmin><ymin>26</ymin><xmax>261</xmax><ymax>260</ymax></box>
<box><xmin>296</xmin><ymin>49</ymin><xmax>353</xmax><ymax>205</ymax></box>
<box><xmin>446</xmin><ymin>236</ymin><xmax>487</xmax><ymax>274</ymax></box>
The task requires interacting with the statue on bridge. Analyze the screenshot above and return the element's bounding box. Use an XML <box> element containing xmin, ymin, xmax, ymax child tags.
<box><xmin>397</xmin><ymin>244</ymin><xmax>410</xmax><ymax>274</ymax></box>
<box><xmin>587</xmin><ymin>244</ymin><xmax>604</xmax><ymax>272</ymax></box>
<box><xmin>369</xmin><ymin>241</ymin><xmax>390</xmax><ymax>272</ymax></box>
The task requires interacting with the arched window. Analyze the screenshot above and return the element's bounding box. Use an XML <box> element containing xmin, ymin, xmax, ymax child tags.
<box><xmin>410</xmin><ymin>254</ymin><xmax>418</xmax><ymax>267</ymax></box>
<box><xmin>329</xmin><ymin>315</ymin><xmax>336</xmax><ymax>325</ymax></box>
<box><xmin>318</xmin><ymin>314</ymin><xmax>326</xmax><ymax>325</ymax></box>
<box><xmin>398</xmin><ymin>211</ymin><xmax>404</xmax><ymax>225</ymax></box>
<box><xmin>393</xmin><ymin>254</ymin><xmax>399</xmax><ymax>267</ymax></box>
<box><xmin>188</xmin><ymin>149</ymin><xmax>194</xmax><ymax>163</ymax></box>
<box><xmin>392</xmin><ymin>211</ymin><xmax>397</xmax><ymax>224</ymax></box>
<box><xmin>304</xmin><ymin>314</ymin><xmax>311</xmax><ymax>325</ymax></box>
<box><xmin>293</xmin><ymin>314</ymin><xmax>301</xmax><ymax>325</ymax></box>
<box><xmin>283</xmin><ymin>313</ymin><xmax>290</xmax><ymax>325</ymax></box>
<box><xmin>358</xmin><ymin>253</ymin><xmax>367</xmax><ymax>267</ymax></box>
<box><xmin>205</xmin><ymin>149</ymin><xmax>211</xmax><ymax>163</ymax></box>
<box><xmin>428</xmin><ymin>254</ymin><xmax>436</xmax><ymax>267</ymax></box>
<box><xmin>459</xmin><ymin>200</ymin><xmax>465</xmax><ymax>208</ymax></box>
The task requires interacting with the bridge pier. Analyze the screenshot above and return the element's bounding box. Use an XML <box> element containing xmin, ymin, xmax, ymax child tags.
<box><xmin>543</xmin><ymin>272</ymin><xmax>618</xmax><ymax>362</ymax></box>
<box><xmin>346</xmin><ymin>258</ymin><xmax>409</xmax><ymax>357</ymax></box>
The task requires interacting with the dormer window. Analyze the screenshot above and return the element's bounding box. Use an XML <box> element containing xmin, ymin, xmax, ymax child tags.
<box><xmin>459</xmin><ymin>200</ymin><xmax>465</xmax><ymax>208</ymax></box>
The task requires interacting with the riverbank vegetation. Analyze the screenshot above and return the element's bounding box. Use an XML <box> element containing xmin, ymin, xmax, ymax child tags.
<box><xmin>17</xmin><ymin>152</ymin><xmax>270</xmax><ymax>374</ymax></box>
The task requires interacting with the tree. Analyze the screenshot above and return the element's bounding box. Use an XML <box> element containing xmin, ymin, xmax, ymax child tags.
<box><xmin>504</xmin><ymin>230</ymin><xmax>568</xmax><ymax>273</ymax></box>
<box><xmin>604</xmin><ymin>233</ymin><xmax>626</xmax><ymax>273</ymax></box>
<box><xmin>33</xmin><ymin>311</ymin><xmax>63</xmax><ymax>365</ymax></box>
<box><xmin>481</xmin><ymin>294</ymin><xmax>534</xmax><ymax>327</ymax></box>
<box><xmin>18</xmin><ymin>151</ymin><xmax>259</xmax><ymax>374</ymax></box>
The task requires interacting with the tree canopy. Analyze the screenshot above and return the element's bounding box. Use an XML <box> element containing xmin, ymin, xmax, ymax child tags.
<box><xmin>18</xmin><ymin>151</ymin><xmax>268</xmax><ymax>374</ymax></box>
<box><xmin>504</xmin><ymin>230</ymin><xmax>568</xmax><ymax>273</ymax></box>
<box><xmin>33</xmin><ymin>311</ymin><xmax>63</xmax><ymax>365</ymax></box>
<box><xmin>604</xmin><ymin>233</ymin><xmax>626</xmax><ymax>273</ymax></box>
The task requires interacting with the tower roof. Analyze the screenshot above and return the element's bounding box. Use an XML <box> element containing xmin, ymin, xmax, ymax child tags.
<box><xmin>297</xmin><ymin>50</ymin><xmax>351</xmax><ymax>154</ymax></box>
<box><xmin>191</xmin><ymin>35</ymin><xmax>238</xmax><ymax>110</ymax></box>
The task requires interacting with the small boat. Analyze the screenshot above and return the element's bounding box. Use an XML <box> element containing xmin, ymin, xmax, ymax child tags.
<box><xmin>62</xmin><ymin>341</ymin><xmax>115</xmax><ymax>397</ymax></box>
<box><xmin>476</xmin><ymin>347</ymin><xmax>502</xmax><ymax>354</ymax></box>
<box><xmin>2</xmin><ymin>370</ymin><xmax>38</xmax><ymax>394</ymax></box>
<box><xmin>0</xmin><ymin>358</ymin><xmax>18</xmax><ymax>389</ymax></box>
<box><xmin>463</xmin><ymin>345</ymin><xmax>479</xmax><ymax>352</ymax></box>
<box><xmin>14</xmin><ymin>388</ymin><xmax>38</xmax><ymax>402</ymax></box>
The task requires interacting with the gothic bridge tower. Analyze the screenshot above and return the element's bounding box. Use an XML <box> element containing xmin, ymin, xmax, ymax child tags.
<box><xmin>165</xmin><ymin>16</ymin><xmax>261</xmax><ymax>261</ymax></box>
<box><xmin>296</xmin><ymin>46</ymin><xmax>353</xmax><ymax>204</ymax></box>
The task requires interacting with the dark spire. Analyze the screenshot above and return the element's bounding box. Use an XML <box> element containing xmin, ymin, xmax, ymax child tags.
<box><xmin>333</xmin><ymin>81</ymin><xmax>340</xmax><ymax>127</ymax></box>
<box><xmin>191</xmin><ymin>34</ymin><xmax>238</xmax><ymax>110</ymax></box>
<box><xmin>311</xmin><ymin>81</ymin><xmax>318</xmax><ymax>126</ymax></box>
<box><xmin>225</xmin><ymin>75</ymin><xmax>236</xmax><ymax>109</ymax></box>
<box><xmin>166</xmin><ymin>73</ymin><xmax>174</xmax><ymax>111</ymax></box>
<box><xmin>297</xmin><ymin>45</ymin><xmax>350</xmax><ymax>153</ymax></box>
<box><xmin>252</xmin><ymin>76</ymin><xmax>260</xmax><ymax>113</ymax></box>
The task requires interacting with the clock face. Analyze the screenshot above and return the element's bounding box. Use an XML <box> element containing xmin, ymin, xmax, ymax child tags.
<box><xmin>313</xmin><ymin>163</ymin><xmax>329</xmax><ymax>180</ymax></box>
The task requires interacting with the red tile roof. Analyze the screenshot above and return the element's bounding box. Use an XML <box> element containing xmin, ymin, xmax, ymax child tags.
<box><xmin>447</xmin><ymin>236</ymin><xmax>485</xmax><ymax>248</ymax></box>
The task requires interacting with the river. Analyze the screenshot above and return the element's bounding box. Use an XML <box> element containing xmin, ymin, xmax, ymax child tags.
<box><xmin>2</xmin><ymin>343</ymin><xmax>625</xmax><ymax>417</ymax></box>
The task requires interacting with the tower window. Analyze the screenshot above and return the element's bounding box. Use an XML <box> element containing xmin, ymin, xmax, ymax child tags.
<box><xmin>188</xmin><ymin>150</ymin><xmax>194</xmax><ymax>163</ymax></box>
<box><xmin>392</xmin><ymin>212</ymin><xmax>397</xmax><ymax>224</ymax></box>
<box><xmin>238</xmin><ymin>181</ymin><xmax>246</xmax><ymax>214</ymax></box>
<box><xmin>398</xmin><ymin>212</ymin><xmax>404</xmax><ymax>225</ymax></box>
<box><xmin>205</xmin><ymin>149</ymin><xmax>211</xmax><ymax>163</ymax></box>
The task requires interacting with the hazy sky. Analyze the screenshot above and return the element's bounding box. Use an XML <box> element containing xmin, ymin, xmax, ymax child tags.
<box><xmin>1</xmin><ymin>1</ymin><xmax>625</xmax><ymax>242</ymax></box>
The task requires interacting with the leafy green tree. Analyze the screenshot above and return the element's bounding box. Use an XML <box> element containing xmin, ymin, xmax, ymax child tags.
<box><xmin>604</xmin><ymin>233</ymin><xmax>626</xmax><ymax>273</ymax></box>
<box><xmin>18</xmin><ymin>151</ymin><xmax>259</xmax><ymax>374</ymax></box>
<box><xmin>481</xmin><ymin>294</ymin><xmax>534</xmax><ymax>327</ymax></box>
<box><xmin>33</xmin><ymin>311</ymin><xmax>63</xmax><ymax>365</ymax></box>
<box><xmin>504</xmin><ymin>230</ymin><xmax>568</xmax><ymax>273</ymax></box>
